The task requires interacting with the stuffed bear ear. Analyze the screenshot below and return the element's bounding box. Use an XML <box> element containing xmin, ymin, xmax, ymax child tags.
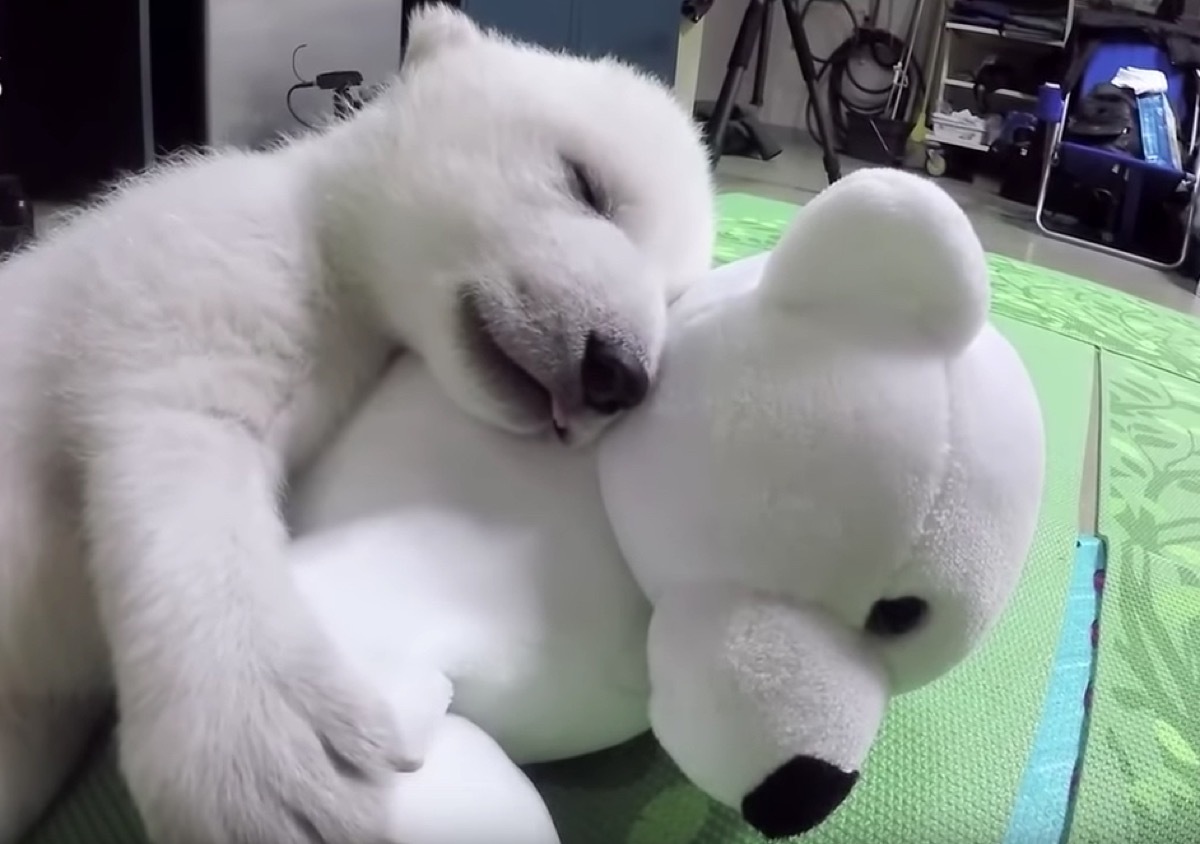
<box><xmin>758</xmin><ymin>168</ymin><xmax>989</xmax><ymax>354</ymax></box>
<box><xmin>404</xmin><ymin>4</ymin><xmax>483</xmax><ymax>68</ymax></box>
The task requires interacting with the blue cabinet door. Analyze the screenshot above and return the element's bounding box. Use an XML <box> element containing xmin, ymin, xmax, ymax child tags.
<box><xmin>571</xmin><ymin>0</ymin><xmax>679</xmax><ymax>84</ymax></box>
<box><xmin>460</xmin><ymin>0</ymin><xmax>574</xmax><ymax>54</ymax></box>
<box><xmin>460</xmin><ymin>0</ymin><xmax>679</xmax><ymax>85</ymax></box>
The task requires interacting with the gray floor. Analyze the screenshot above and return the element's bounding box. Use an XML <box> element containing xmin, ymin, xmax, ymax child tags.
<box><xmin>715</xmin><ymin>133</ymin><xmax>1200</xmax><ymax>317</ymax></box>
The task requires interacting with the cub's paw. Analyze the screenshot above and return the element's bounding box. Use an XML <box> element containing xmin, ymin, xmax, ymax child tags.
<box><xmin>119</xmin><ymin>632</ymin><xmax>408</xmax><ymax>844</ymax></box>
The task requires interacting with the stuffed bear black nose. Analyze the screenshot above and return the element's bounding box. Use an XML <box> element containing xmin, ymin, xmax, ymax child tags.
<box><xmin>741</xmin><ymin>756</ymin><xmax>859</xmax><ymax>839</ymax></box>
<box><xmin>581</xmin><ymin>334</ymin><xmax>648</xmax><ymax>415</ymax></box>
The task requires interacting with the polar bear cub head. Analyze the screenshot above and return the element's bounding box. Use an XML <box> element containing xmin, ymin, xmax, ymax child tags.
<box><xmin>323</xmin><ymin>6</ymin><xmax>715</xmax><ymax>445</ymax></box>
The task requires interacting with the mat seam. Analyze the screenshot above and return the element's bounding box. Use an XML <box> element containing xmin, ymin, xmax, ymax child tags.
<box><xmin>958</xmin><ymin>311</ymin><xmax>1200</xmax><ymax>390</ymax></box>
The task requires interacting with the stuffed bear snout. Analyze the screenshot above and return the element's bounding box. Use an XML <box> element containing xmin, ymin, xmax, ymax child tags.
<box><xmin>645</xmin><ymin>585</ymin><xmax>888</xmax><ymax>831</ymax></box>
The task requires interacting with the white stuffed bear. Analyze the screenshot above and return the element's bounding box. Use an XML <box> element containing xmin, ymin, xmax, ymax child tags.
<box><xmin>283</xmin><ymin>168</ymin><xmax>1046</xmax><ymax>843</ymax></box>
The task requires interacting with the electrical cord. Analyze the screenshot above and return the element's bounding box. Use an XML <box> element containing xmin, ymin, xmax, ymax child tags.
<box><xmin>797</xmin><ymin>0</ymin><xmax>859</xmax><ymax>65</ymax></box>
<box><xmin>287</xmin><ymin>83</ymin><xmax>319</xmax><ymax>130</ymax></box>
<box><xmin>286</xmin><ymin>43</ymin><xmax>369</xmax><ymax>129</ymax></box>
<box><xmin>799</xmin><ymin>1</ymin><xmax>925</xmax><ymax>150</ymax></box>
<box><xmin>287</xmin><ymin>43</ymin><xmax>320</xmax><ymax>130</ymax></box>
<box><xmin>811</xmin><ymin>29</ymin><xmax>926</xmax><ymax>146</ymax></box>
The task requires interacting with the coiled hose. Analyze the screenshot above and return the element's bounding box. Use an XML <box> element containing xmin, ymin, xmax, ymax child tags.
<box><xmin>800</xmin><ymin>0</ymin><xmax>926</xmax><ymax>150</ymax></box>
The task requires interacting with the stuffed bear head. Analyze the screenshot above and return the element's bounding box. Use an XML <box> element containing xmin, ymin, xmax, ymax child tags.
<box><xmin>596</xmin><ymin>169</ymin><xmax>1045</xmax><ymax>839</ymax></box>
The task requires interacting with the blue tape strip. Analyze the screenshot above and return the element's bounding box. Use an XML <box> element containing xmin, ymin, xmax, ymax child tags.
<box><xmin>1002</xmin><ymin>535</ymin><xmax>1104</xmax><ymax>844</ymax></box>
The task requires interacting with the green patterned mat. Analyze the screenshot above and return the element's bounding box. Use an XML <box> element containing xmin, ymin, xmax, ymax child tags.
<box><xmin>714</xmin><ymin>194</ymin><xmax>1200</xmax><ymax>384</ymax></box>
<box><xmin>25</xmin><ymin>319</ymin><xmax>1091</xmax><ymax>844</ymax></box>
<box><xmin>1068</xmin><ymin>354</ymin><xmax>1200</xmax><ymax>843</ymax></box>
<box><xmin>25</xmin><ymin>191</ymin><xmax>1200</xmax><ymax>844</ymax></box>
<box><xmin>716</xmin><ymin>191</ymin><xmax>1200</xmax><ymax>843</ymax></box>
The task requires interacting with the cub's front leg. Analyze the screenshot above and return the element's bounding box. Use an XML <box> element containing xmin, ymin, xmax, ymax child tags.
<box><xmin>83</xmin><ymin>407</ymin><xmax>407</xmax><ymax>844</ymax></box>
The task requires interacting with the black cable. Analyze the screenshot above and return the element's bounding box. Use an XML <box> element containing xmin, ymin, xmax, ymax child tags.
<box><xmin>287</xmin><ymin>83</ymin><xmax>319</xmax><ymax>130</ymax></box>
<box><xmin>795</xmin><ymin>0</ymin><xmax>926</xmax><ymax>150</ymax></box>
<box><xmin>287</xmin><ymin>43</ymin><xmax>319</xmax><ymax>130</ymax></box>
<box><xmin>291</xmin><ymin>43</ymin><xmax>309</xmax><ymax>84</ymax></box>
<box><xmin>805</xmin><ymin>28</ymin><xmax>925</xmax><ymax>149</ymax></box>
<box><xmin>796</xmin><ymin>0</ymin><xmax>858</xmax><ymax>66</ymax></box>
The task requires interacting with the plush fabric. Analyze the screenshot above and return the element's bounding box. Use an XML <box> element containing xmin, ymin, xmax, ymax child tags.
<box><xmin>283</xmin><ymin>168</ymin><xmax>1047</xmax><ymax>843</ymax></box>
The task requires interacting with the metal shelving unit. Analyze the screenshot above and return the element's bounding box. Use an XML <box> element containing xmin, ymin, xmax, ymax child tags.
<box><xmin>925</xmin><ymin>0</ymin><xmax>1075</xmax><ymax>173</ymax></box>
<box><xmin>944</xmin><ymin>18</ymin><xmax>1071</xmax><ymax>46</ymax></box>
<box><xmin>943</xmin><ymin>75</ymin><xmax>1036</xmax><ymax>102</ymax></box>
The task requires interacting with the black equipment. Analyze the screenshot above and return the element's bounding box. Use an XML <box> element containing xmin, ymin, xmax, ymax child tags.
<box><xmin>701</xmin><ymin>0</ymin><xmax>842</xmax><ymax>184</ymax></box>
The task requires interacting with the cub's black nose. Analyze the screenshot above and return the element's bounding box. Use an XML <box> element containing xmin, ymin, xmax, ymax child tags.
<box><xmin>741</xmin><ymin>756</ymin><xmax>859</xmax><ymax>840</ymax></box>
<box><xmin>581</xmin><ymin>334</ymin><xmax>649</xmax><ymax>415</ymax></box>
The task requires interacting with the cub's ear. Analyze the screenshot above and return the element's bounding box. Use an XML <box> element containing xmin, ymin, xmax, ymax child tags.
<box><xmin>758</xmin><ymin>168</ymin><xmax>990</xmax><ymax>354</ymax></box>
<box><xmin>404</xmin><ymin>5</ymin><xmax>483</xmax><ymax>68</ymax></box>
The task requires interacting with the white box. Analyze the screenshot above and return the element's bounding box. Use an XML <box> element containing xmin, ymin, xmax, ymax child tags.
<box><xmin>930</xmin><ymin>113</ymin><xmax>989</xmax><ymax>149</ymax></box>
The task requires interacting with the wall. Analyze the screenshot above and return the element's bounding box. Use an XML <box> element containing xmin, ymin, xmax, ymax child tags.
<box><xmin>695</xmin><ymin>0</ymin><xmax>928</xmax><ymax>132</ymax></box>
<box><xmin>207</xmin><ymin>0</ymin><xmax>404</xmax><ymax>148</ymax></box>
<box><xmin>674</xmin><ymin>18</ymin><xmax>708</xmax><ymax>110</ymax></box>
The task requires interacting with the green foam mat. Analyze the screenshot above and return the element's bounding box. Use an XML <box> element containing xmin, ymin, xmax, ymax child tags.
<box><xmin>715</xmin><ymin>193</ymin><xmax>1200</xmax><ymax>384</ymax></box>
<box><xmin>23</xmin><ymin>741</ymin><xmax>139</xmax><ymax>844</ymax></box>
<box><xmin>22</xmin><ymin>191</ymin><xmax>1110</xmax><ymax>843</ymax></box>
<box><xmin>1068</xmin><ymin>353</ymin><xmax>1200</xmax><ymax>843</ymax></box>
<box><xmin>529</xmin><ymin>315</ymin><xmax>1091</xmax><ymax>843</ymax></box>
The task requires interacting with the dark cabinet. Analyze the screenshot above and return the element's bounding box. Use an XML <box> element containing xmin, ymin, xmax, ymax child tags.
<box><xmin>570</xmin><ymin>1</ymin><xmax>681</xmax><ymax>84</ymax></box>
<box><xmin>459</xmin><ymin>0</ymin><xmax>680</xmax><ymax>84</ymax></box>
<box><xmin>0</xmin><ymin>0</ymin><xmax>151</xmax><ymax>199</ymax></box>
<box><xmin>464</xmin><ymin>0</ymin><xmax>575</xmax><ymax>56</ymax></box>
<box><xmin>0</xmin><ymin>0</ymin><xmax>205</xmax><ymax>201</ymax></box>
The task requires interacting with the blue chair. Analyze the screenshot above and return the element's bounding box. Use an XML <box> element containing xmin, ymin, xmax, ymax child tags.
<box><xmin>1034</xmin><ymin>38</ymin><xmax>1200</xmax><ymax>268</ymax></box>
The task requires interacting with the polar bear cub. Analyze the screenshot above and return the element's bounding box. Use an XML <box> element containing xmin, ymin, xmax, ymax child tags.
<box><xmin>0</xmin><ymin>7</ymin><xmax>714</xmax><ymax>844</ymax></box>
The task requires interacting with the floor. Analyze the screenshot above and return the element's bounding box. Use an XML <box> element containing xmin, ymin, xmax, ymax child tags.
<box><xmin>713</xmin><ymin>131</ymin><xmax>1200</xmax><ymax>533</ymax></box>
<box><xmin>713</xmin><ymin>132</ymin><xmax>1200</xmax><ymax>318</ymax></box>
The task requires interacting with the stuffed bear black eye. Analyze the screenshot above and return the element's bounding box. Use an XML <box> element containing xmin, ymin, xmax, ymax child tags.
<box><xmin>865</xmin><ymin>597</ymin><xmax>928</xmax><ymax>638</ymax></box>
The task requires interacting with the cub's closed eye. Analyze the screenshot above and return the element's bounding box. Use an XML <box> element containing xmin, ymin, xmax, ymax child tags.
<box><xmin>567</xmin><ymin>160</ymin><xmax>609</xmax><ymax>218</ymax></box>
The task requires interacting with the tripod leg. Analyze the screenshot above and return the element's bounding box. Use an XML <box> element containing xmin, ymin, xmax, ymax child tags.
<box><xmin>705</xmin><ymin>0</ymin><xmax>766</xmax><ymax>166</ymax></box>
<box><xmin>779</xmin><ymin>0</ymin><xmax>842</xmax><ymax>183</ymax></box>
<box><xmin>751</xmin><ymin>1</ymin><xmax>773</xmax><ymax>108</ymax></box>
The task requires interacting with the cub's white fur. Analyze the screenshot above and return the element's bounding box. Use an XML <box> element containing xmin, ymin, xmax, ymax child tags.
<box><xmin>0</xmin><ymin>8</ymin><xmax>714</xmax><ymax>844</ymax></box>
